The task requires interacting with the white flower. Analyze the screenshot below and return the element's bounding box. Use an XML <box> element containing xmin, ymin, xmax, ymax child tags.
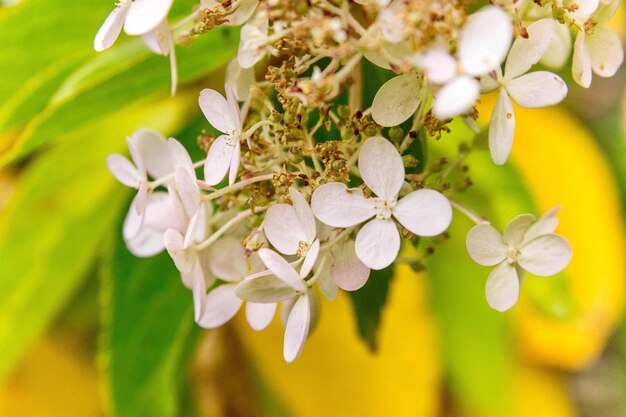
<box><xmin>237</xmin><ymin>11</ymin><xmax>269</xmax><ymax>69</ymax></box>
<box><xmin>199</xmin><ymin>86</ymin><xmax>243</xmax><ymax>186</ymax></box>
<box><xmin>263</xmin><ymin>187</ymin><xmax>320</xmax><ymax>277</ymax></box>
<box><xmin>429</xmin><ymin>6</ymin><xmax>513</xmax><ymax>119</ymax></box>
<box><xmin>466</xmin><ymin>207</ymin><xmax>572</xmax><ymax>312</ymax></box>
<box><xmin>106</xmin><ymin>129</ymin><xmax>173</xmax><ymax>215</ymax></box>
<box><xmin>94</xmin><ymin>0</ymin><xmax>173</xmax><ymax>51</ymax></box>
<box><xmin>225</xmin><ymin>58</ymin><xmax>255</xmax><ymax>101</ymax></box>
<box><xmin>194</xmin><ymin>236</ymin><xmax>277</xmax><ymax>330</ymax></box>
<box><xmin>235</xmin><ymin>248</ymin><xmax>315</xmax><ymax>362</ymax></box>
<box><xmin>94</xmin><ymin>0</ymin><xmax>177</xmax><ymax>94</ymax></box>
<box><xmin>311</xmin><ymin>136</ymin><xmax>452</xmax><ymax>270</ymax></box>
<box><xmin>328</xmin><ymin>239</ymin><xmax>370</xmax><ymax>291</ymax></box>
<box><xmin>482</xmin><ymin>19</ymin><xmax>568</xmax><ymax>165</ymax></box>
<box><xmin>123</xmin><ymin>190</ymin><xmax>186</xmax><ymax>257</ymax></box>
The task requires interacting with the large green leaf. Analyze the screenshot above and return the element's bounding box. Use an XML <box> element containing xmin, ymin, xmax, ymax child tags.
<box><xmin>101</xmin><ymin>230</ymin><xmax>197</xmax><ymax>417</ymax></box>
<box><xmin>0</xmin><ymin>89</ymin><xmax>194</xmax><ymax>380</ymax></box>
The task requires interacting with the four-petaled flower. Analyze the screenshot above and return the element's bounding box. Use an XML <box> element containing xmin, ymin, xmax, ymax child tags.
<box><xmin>466</xmin><ymin>207</ymin><xmax>572</xmax><ymax>312</ymax></box>
<box><xmin>311</xmin><ymin>136</ymin><xmax>452</xmax><ymax>270</ymax></box>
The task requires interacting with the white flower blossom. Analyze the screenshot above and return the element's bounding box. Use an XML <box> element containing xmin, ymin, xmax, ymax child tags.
<box><xmin>238</xmin><ymin>11</ymin><xmax>269</xmax><ymax>69</ymax></box>
<box><xmin>311</xmin><ymin>136</ymin><xmax>452</xmax><ymax>270</ymax></box>
<box><xmin>235</xmin><ymin>248</ymin><xmax>316</xmax><ymax>362</ymax></box>
<box><xmin>193</xmin><ymin>236</ymin><xmax>276</xmax><ymax>330</ymax></box>
<box><xmin>427</xmin><ymin>6</ymin><xmax>513</xmax><ymax>119</ymax></box>
<box><xmin>482</xmin><ymin>19</ymin><xmax>568</xmax><ymax>165</ymax></box>
<box><xmin>466</xmin><ymin>207</ymin><xmax>572</xmax><ymax>312</ymax></box>
<box><xmin>199</xmin><ymin>86</ymin><xmax>243</xmax><ymax>186</ymax></box>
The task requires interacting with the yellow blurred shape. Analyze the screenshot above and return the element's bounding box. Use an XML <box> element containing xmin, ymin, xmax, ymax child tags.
<box><xmin>504</xmin><ymin>102</ymin><xmax>626</xmax><ymax>369</ymax></box>
<box><xmin>512</xmin><ymin>366</ymin><xmax>575</xmax><ymax>417</ymax></box>
<box><xmin>236</xmin><ymin>265</ymin><xmax>440</xmax><ymax>417</ymax></box>
<box><xmin>0</xmin><ymin>336</ymin><xmax>100</xmax><ymax>417</ymax></box>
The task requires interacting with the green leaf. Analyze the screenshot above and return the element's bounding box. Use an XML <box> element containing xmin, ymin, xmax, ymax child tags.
<box><xmin>347</xmin><ymin>265</ymin><xmax>395</xmax><ymax>351</ymax></box>
<box><xmin>0</xmin><ymin>87</ymin><xmax>194</xmax><ymax>380</ymax></box>
<box><xmin>100</xmin><ymin>229</ymin><xmax>197</xmax><ymax>417</ymax></box>
<box><xmin>1</xmin><ymin>26</ymin><xmax>238</xmax><ymax>167</ymax></box>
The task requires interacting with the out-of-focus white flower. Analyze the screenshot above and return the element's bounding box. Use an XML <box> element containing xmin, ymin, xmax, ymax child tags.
<box><xmin>94</xmin><ymin>0</ymin><xmax>173</xmax><ymax>51</ymax></box>
<box><xmin>225</xmin><ymin>58</ymin><xmax>256</xmax><ymax>101</ymax></box>
<box><xmin>107</xmin><ymin>129</ymin><xmax>173</xmax><ymax>215</ymax></box>
<box><xmin>328</xmin><ymin>239</ymin><xmax>370</xmax><ymax>291</ymax></box>
<box><xmin>427</xmin><ymin>6</ymin><xmax>513</xmax><ymax>119</ymax></box>
<box><xmin>311</xmin><ymin>136</ymin><xmax>452</xmax><ymax>270</ymax></box>
<box><xmin>235</xmin><ymin>248</ymin><xmax>314</xmax><ymax>362</ymax></box>
<box><xmin>238</xmin><ymin>11</ymin><xmax>269</xmax><ymax>69</ymax></box>
<box><xmin>466</xmin><ymin>207</ymin><xmax>572</xmax><ymax>312</ymax></box>
<box><xmin>199</xmin><ymin>86</ymin><xmax>243</xmax><ymax>186</ymax></box>
<box><xmin>482</xmin><ymin>19</ymin><xmax>568</xmax><ymax>165</ymax></box>
<box><xmin>194</xmin><ymin>236</ymin><xmax>276</xmax><ymax>330</ymax></box>
<box><xmin>569</xmin><ymin>0</ymin><xmax>623</xmax><ymax>87</ymax></box>
<box><xmin>263</xmin><ymin>187</ymin><xmax>320</xmax><ymax>277</ymax></box>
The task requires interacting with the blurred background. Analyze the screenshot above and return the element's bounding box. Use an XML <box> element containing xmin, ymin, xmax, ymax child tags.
<box><xmin>0</xmin><ymin>0</ymin><xmax>625</xmax><ymax>416</ymax></box>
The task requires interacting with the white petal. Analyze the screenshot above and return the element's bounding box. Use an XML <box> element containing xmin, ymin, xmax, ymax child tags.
<box><xmin>198</xmin><ymin>89</ymin><xmax>238</xmax><ymax>133</ymax></box>
<box><xmin>358</xmin><ymin>136</ymin><xmax>404</xmax><ymax>200</ymax></box>
<box><xmin>317</xmin><ymin>263</ymin><xmax>339</xmax><ymax>300</ymax></box>
<box><xmin>264</xmin><ymin>204</ymin><xmax>305</xmax><ymax>255</ymax></box>
<box><xmin>167</xmin><ymin>138</ymin><xmax>195</xmax><ymax>179</ymax></box>
<box><xmin>258</xmin><ymin>249</ymin><xmax>307</xmax><ymax>292</ymax></box>
<box><xmin>175</xmin><ymin>167</ymin><xmax>200</xmax><ymax>218</ymax></box>
<box><xmin>523</xmin><ymin>206</ymin><xmax>560</xmax><ymax>244</ymax></box>
<box><xmin>506</xmin><ymin>71</ymin><xmax>568</xmax><ymax>108</ymax></box>
<box><xmin>245</xmin><ymin>302</ymin><xmax>276</xmax><ymax>330</ymax></box>
<box><xmin>163</xmin><ymin>229</ymin><xmax>195</xmax><ymax>272</ymax></box>
<box><xmin>503</xmin><ymin>213</ymin><xmax>536</xmax><ymax>247</ymax></box>
<box><xmin>235</xmin><ymin>275</ymin><xmax>296</xmax><ymax>303</ymax></box>
<box><xmin>204</xmin><ymin>135</ymin><xmax>235</xmax><ymax>186</ymax></box>
<box><xmin>225</xmin><ymin>0</ymin><xmax>259</xmax><ymax>26</ymax></box>
<box><xmin>225</xmin><ymin>58</ymin><xmax>255</xmax><ymax>101</ymax></box>
<box><xmin>459</xmin><ymin>6</ymin><xmax>512</xmax><ymax>75</ymax></box>
<box><xmin>225</xmin><ymin>85</ymin><xmax>242</xmax><ymax>130</ymax></box>
<box><xmin>228</xmin><ymin>140</ymin><xmax>240</xmax><ymax>186</ymax></box>
<box><xmin>571</xmin><ymin>0</ymin><xmax>599</xmax><ymax>20</ymax></box>
<box><xmin>94</xmin><ymin>5</ymin><xmax>130</xmax><ymax>52</ymax></box>
<box><xmin>106</xmin><ymin>154</ymin><xmax>141</xmax><ymax>187</ymax></box>
<box><xmin>479</xmin><ymin>66</ymin><xmax>502</xmax><ymax>93</ymax></box>
<box><xmin>283</xmin><ymin>294</ymin><xmax>311</xmax><ymax>363</ymax></box>
<box><xmin>371</xmin><ymin>73</ymin><xmax>422</xmax><ymax>127</ymax></box>
<box><xmin>300</xmin><ymin>239</ymin><xmax>320</xmax><ymax>278</ymax></box>
<box><xmin>595</xmin><ymin>0</ymin><xmax>620</xmax><ymax>25</ymax></box>
<box><xmin>587</xmin><ymin>28</ymin><xmax>624</xmax><ymax>78</ymax></box>
<box><xmin>183</xmin><ymin>202</ymin><xmax>208</xmax><ymax>248</ymax></box>
<box><xmin>289</xmin><ymin>187</ymin><xmax>317</xmax><ymax>243</ymax></box>
<box><xmin>126</xmin><ymin>134</ymin><xmax>146</xmax><ymax>178</ymax></box>
<box><xmin>572</xmin><ymin>31</ymin><xmax>592</xmax><ymax>88</ymax></box>
<box><xmin>191</xmin><ymin>263</ymin><xmax>207</xmax><ymax>320</ymax></box>
<box><xmin>540</xmin><ymin>23</ymin><xmax>571</xmax><ymax>70</ymax></box>
<box><xmin>237</xmin><ymin>13</ymin><xmax>268</xmax><ymax>68</ymax></box>
<box><xmin>486</xmin><ymin>261</ymin><xmax>520</xmax><ymax>312</ymax></box>
<box><xmin>125</xmin><ymin>192</ymin><xmax>177</xmax><ymax>256</ymax></box>
<box><xmin>417</xmin><ymin>49</ymin><xmax>457</xmax><ymax>85</ymax></box>
<box><xmin>311</xmin><ymin>182</ymin><xmax>376</xmax><ymax>228</ymax></box>
<box><xmin>519</xmin><ymin>234</ymin><xmax>572</xmax><ymax>276</ymax></box>
<box><xmin>141</xmin><ymin>21</ymin><xmax>171</xmax><ymax>55</ymax></box>
<box><xmin>197</xmin><ymin>284</ymin><xmax>242</xmax><ymax>328</ymax></box>
<box><xmin>488</xmin><ymin>89</ymin><xmax>515</xmax><ymax>165</ymax></box>
<box><xmin>354</xmin><ymin>219</ymin><xmax>400</xmax><ymax>270</ymax></box>
<box><xmin>504</xmin><ymin>19</ymin><xmax>556</xmax><ymax>80</ymax></box>
<box><xmin>122</xmin><ymin>197</ymin><xmax>145</xmax><ymax>241</ymax></box>
<box><xmin>433</xmin><ymin>76</ymin><xmax>480</xmax><ymax>119</ymax></box>
<box><xmin>130</xmin><ymin>129</ymin><xmax>172</xmax><ymax>179</ymax></box>
<box><xmin>466</xmin><ymin>223</ymin><xmax>507</xmax><ymax>266</ymax></box>
<box><xmin>330</xmin><ymin>240</ymin><xmax>370</xmax><ymax>291</ymax></box>
<box><xmin>393</xmin><ymin>189</ymin><xmax>452</xmax><ymax>237</ymax></box>
<box><xmin>124</xmin><ymin>0</ymin><xmax>173</xmax><ymax>36</ymax></box>
<box><xmin>207</xmin><ymin>236</ymin><xmax>249</xmax><ymax>281</ymax></box>
<box><xmin>134</xmin><ymin>181</ymin><xmax>148</xmax><ymax>216</ymax></box>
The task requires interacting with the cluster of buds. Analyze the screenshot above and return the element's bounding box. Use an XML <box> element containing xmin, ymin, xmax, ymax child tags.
<box><xmin>98</xmin><ymin>0</ymin><xmax>619</xmax><ymax>361</ymax></box>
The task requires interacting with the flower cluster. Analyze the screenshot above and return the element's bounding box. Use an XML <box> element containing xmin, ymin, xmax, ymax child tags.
<box><xmin>98</xmin><ymin>0</ymin><xmax>622</xmax><ymax>361</ymax></box>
